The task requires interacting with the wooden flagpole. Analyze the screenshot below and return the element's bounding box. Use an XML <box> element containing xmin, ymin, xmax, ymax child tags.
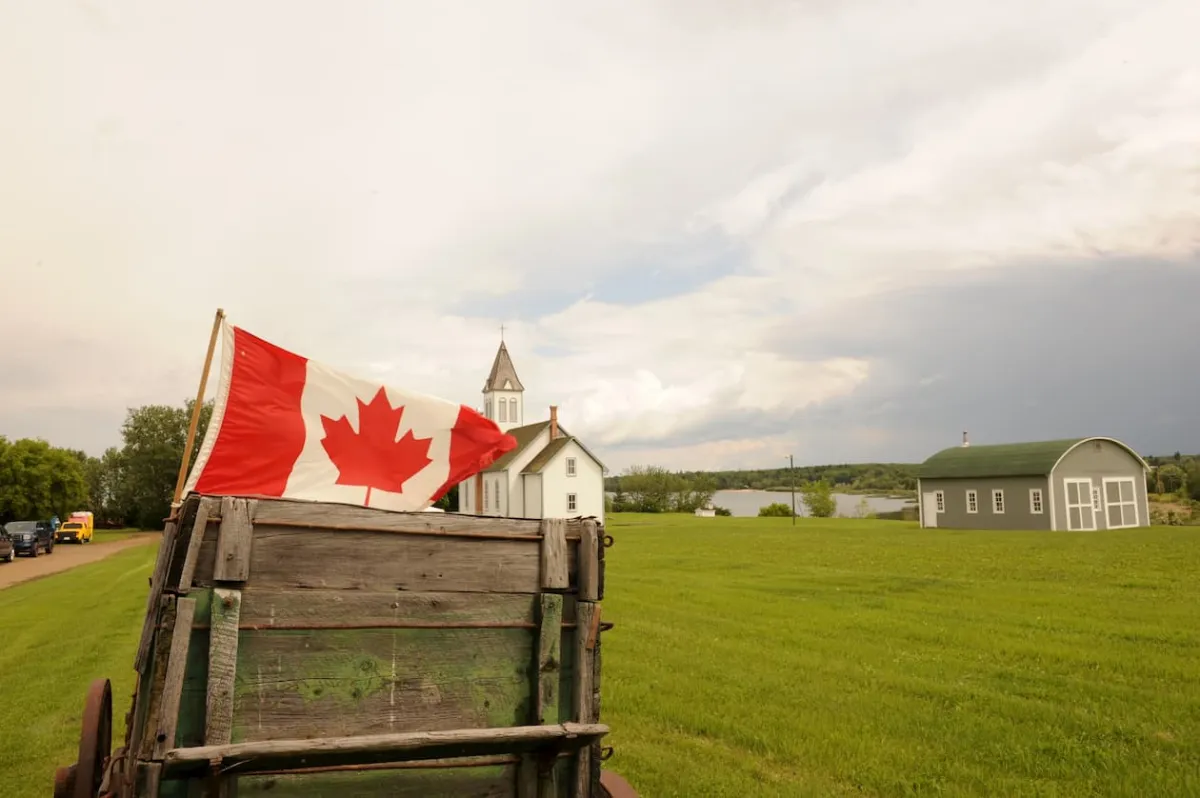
<box><xmin>171</xmin><ymin>308</ymin><xmax>226</xmax><ymax>514</ymax></box>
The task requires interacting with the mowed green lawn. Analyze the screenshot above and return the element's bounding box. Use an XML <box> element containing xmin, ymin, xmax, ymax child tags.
<box><xmin>0</xmin><ymin>545</ymin><xmax>156</xmax><ymax>798</ymax></box>
<box><xmin>2</xmin><ymin>517</ymin><xmax>1198</xmax><ymax>797</ymax></box>
<box><xmin>600</xmin><ymin>515</ymin><xmax>1200</xmax><ymax>797</ymax></box>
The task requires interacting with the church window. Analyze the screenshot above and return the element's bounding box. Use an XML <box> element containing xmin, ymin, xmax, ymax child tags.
<box><xmin>498</xmin><ymin>399</ymin><xmax>507</xmax><ymax>422</ymax></box>
<box><xmin>509</xmin><ymin>398</ymin><xmax>518</xmax><ymax>423</ymax></box>
<box><xmin>566</xmin><ymin>457</ymin><xmax>576</xmax><ymax>477</ymax></box>
<box><xmin>567</xmin><ymin>493</ymin><xmax>577</xmax><ymax>512</ymax></box>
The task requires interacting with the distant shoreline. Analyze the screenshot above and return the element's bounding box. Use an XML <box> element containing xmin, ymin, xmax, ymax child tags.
<box><xmin>719</xmin><ymin>487</ymin><xmax>917</xmax><ymax>500</ymax></box>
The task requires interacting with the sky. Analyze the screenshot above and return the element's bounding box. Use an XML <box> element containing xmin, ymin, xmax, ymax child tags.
<box><xmin>3</xmin><ymin>0</ymin><xmax>1199</xmax><ymax>473</ymax></box>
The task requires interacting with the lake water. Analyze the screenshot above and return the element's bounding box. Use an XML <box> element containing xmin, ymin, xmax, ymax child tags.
<box><xmin>608</xmin><ymin>489</ymin><xmax>916</xmax><ymax>518</ymax></box>
<box><xmin>711</xmin><ymin>490</ymin><xmax>915</xmax><ymax>518</ymax></box>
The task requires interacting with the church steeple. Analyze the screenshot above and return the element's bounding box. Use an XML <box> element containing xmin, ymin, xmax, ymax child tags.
<box><xmin>483</xmin><ymin>340</ymin><xmax>524</xmax><ymax>432</ymax></box>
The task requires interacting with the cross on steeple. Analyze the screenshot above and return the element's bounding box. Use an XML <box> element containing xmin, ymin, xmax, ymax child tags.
<box><xmin>500</xmin><ymin>323</ymin><xmax>505</xmax><ymax>341</ymax></box>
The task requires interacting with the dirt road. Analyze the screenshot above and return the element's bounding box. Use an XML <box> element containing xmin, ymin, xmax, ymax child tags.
<box><xmin>0</xmin><ymin>534</ymin><xmax>159</xmax><ymax>590</ymax></box>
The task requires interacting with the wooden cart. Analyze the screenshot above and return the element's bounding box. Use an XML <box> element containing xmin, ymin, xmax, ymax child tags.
<box><xmin>54</xmin><ymin>493</ymin><xmax>638</xmax><ymax>797</ymax></box>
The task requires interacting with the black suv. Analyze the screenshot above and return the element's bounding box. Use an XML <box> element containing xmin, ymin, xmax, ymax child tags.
<box><xmin>4</xmin><ymin>520</ymin><xmax>55</xmax><ymax>557</ymax></box>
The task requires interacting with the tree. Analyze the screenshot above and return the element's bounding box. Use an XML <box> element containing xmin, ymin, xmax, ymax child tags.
<box><xmin>673</xmin><ymin>472</ymin><xmax>717</xmax><ymax>513</ymax></box>
<box><xmin>1157</xmin><ymin>464</ymin><xmax>1186</xmax><ymax>495</ymax></box>
<box><xmin>1185</xmin><ymin>461</ymin><xmax>1200</xmax><ymax>503</ymax></box>
<box><xmin>800</xmin><ymin>479</ymin><xmax>836</xmax><ymax>518</ymax></box>
<box><xmin>118</xmin><ymin>399</ymin><xmax>212</xmax><ymax>529</ymax></box>
<box><xmin>433</xmin><ymin>483</ymin><xmax>458</xmax><ymax>511</ymax></box>
<box><xmin>0</xmin><ymin>438</ymin><xmax>90</xmax><ymax>523</ymax></box>
<box><xmin>852</xmin><ymin>497</ymin><xmax>875</xmax><ymax>519</ymax></box>
<box><xmin>614</xmin><ymin>465</ymin><xmax>678</xmax><ymax>513</ymax></box>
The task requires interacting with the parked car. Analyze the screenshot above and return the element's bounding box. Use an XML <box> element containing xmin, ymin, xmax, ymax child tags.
<box><xmin>0</xmin><ymin>528</ymin><xmax>13</xmax><ymax>563</ymax></box>
<box><xmin>55</xmin><ymin>520</ymin><xmax>93</xmax><ymax>544</ymax></box>
<box><xmin>4</xmin><ymin>520</ymin><xmax>55</xmax><ymax>557</ymax></box>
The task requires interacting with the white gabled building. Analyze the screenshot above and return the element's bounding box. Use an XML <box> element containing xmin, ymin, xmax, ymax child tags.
<box><xmin>457</xmin><ymin>341</ymin><xmax>606</xmax><ymax>524</ymax></box>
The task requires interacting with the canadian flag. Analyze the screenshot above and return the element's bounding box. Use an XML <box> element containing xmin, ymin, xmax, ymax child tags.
<box><xmin>181</xmin><ymin>321</ymin><xmax>517</xmax><ymax>511</ymax></box>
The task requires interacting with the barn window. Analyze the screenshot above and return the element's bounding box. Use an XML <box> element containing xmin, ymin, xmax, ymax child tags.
<box><xmin>966</xmin><ymin>490</ymin><xmax>978</xmax><ymax>514</ymax></box>
<box><xmin>934</xmin><ymin>491</ymin><xmax>945</xmax><ymax>513</ymax></box>
<box><xmin>992</xmin><ymin>489</ymin><xmax>1005</xmax><ymax>514</ymax></box>
<box><xmin>567</xmin><ymin>493</ymin><xmax>577</xmax><ymax>512</ymax></box>
<box><xmin>566</xmin><ymin>457</ymin><xmax>577</xmax><ymax>477</ymax></box>
<box><xmin>1029</xmin><ymin>489</ymin><xmax>1043</xmax><ymax>514</ymax></box>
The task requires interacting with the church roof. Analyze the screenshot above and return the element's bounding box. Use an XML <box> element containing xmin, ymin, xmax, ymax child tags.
<box><xmin>521</xmin><ymin>436</ymin><xmax>574</xmax><ymax>474</ymax></box>
<box><xmin>480</xmin><ymin>419</ymin><xmax>608</xmax><ymax>475</ymax></box>
<box><xmin>482</xmin><ymin>421</ymin><xmax>550</xmax><ymax>472</ymax></box>
<box><xmin>483</xmin><ymin>341</ymin><xmax>524</xmax><ymax>393</ymax></box>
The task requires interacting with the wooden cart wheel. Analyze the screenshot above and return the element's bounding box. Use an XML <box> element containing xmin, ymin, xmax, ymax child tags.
<box><xmin>54</xmin><ymin>679</ymin><xmax>112</xmax><ymax>798</ymax></box>
<box><xmin>599</xmin><ymin>770</ymin><xmax>640</xmax><ymax>798</ymax></box>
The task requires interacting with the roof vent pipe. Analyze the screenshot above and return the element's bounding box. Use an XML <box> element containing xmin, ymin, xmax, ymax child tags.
<box><xmin>962</xmin><ymin>431</ymin><xmax>970</xmax><ymax>448</ymax></box>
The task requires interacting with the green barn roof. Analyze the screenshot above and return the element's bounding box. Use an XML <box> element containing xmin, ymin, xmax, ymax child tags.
<box><xmin>918</xmin><ymin>438</ymin><xmax>1089</xmax><ymax>479</ymax></box>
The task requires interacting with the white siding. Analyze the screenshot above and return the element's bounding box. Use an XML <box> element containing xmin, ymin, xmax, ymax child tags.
<box><xmin>539</xmin><ymin>439</ymin><xmax>605</xmax><ymax>524</ymax></box>
<box><xmin>502</xmin><ymin>428</ymin><xmax>551</xmax><ymax>518</ymax></box>
<box><xmin>458</xmin><ymin>478</ymin><xmax>471</xmax><ymax>513</ymax></box>
<box><xmin>522</xmin><ymin>474</ymin><xmax>544</xmax><ymax>519</ymax></box>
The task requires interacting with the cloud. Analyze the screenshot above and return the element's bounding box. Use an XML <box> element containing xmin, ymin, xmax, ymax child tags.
<box><xmin>1</xmin><ymin>0</ymin><xmax>1198</xmax><ymax>471</ymax></box>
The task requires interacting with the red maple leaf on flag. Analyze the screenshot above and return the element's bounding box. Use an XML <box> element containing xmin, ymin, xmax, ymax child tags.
<box><xmin>319</xmin><ymin>387</ymin><xmax>434</xmax><ymax>505</ymax></box>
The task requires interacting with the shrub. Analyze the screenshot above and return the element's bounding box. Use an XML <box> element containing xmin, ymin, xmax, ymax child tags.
<box><xmin>758</xmin><ymin>502</ymin><xmax>794</xmax><ymax>518</ymax></box>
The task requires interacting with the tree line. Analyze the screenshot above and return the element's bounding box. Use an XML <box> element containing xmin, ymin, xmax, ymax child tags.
<box><xmin>604</xmin><ymin>462</ymin><xmax>919</xmax><ymax>497</ymax></box>
<box><xmin>607</xmin><ymin>465</ymin><xmax>719</xmax><ymax>513</ymax></box>
<box><xmin>0</xmin><ymin>399</ymin><xmax>213</xmax><ymax>529</ymax></box>
<box><xmin>0</xmin><ymin>397</ymin><xmax>462</xmax><ymax>530</ymax></box>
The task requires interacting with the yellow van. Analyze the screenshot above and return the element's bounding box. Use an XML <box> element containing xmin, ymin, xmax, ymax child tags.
<box><xmin>58</xmin><ymin>512</ymin><xmax>95</xmax><ymax>543</ymax></box>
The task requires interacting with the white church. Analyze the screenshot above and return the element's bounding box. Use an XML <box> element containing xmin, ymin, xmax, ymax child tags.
<box><xmin>456</xmin><ymin>341</ymin><xmax>607</xmax><ymax>523</ymax></box>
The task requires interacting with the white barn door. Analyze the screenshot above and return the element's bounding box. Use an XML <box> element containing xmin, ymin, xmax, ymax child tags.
<box><xmin>1063</xmin><ymin>478</ymin><xmax>1096</xmax><ymax>530</ymax></box>
<box><xmin>921</xmin><ymin>492</ymin><xmax>939</xmax><ymax>528</ymax></box>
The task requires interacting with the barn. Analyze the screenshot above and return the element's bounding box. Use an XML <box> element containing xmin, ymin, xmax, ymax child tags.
<box><xmin>917</xmin><ymin>435</ymin><xmax>1150</xmax><ymax>531</ymax></box>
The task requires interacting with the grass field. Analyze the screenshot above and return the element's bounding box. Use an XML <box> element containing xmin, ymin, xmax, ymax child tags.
<box><xmin>90</xmin><ymin>528</ymin><xmax>143</xmax><ymax>543</ymax></box>
<box><xmin>0</xmin><ymin>545</ymin><xmax>156</xmax><ymax>797</ymax></box>
<box><xmin>3</xmin><ymin>516</ymin><xmax>1199</xmax><ymax>797</ymax></box>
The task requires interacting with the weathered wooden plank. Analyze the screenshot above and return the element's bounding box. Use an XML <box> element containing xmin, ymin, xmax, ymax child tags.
<box><xmin>244</xmin><ymin>527</ymin><xmax>544</xmax><ymax>594</ymax></box>
<box><xmin>534</xmin><ymin>594</ymin><xmax>563</xmax><ymax>725</ymax></box>
<box><xmin>214</xmin><ymin>497</ymin><xmax>255</xmax><ymax>582</ymax></box>
<box><xmin>176</xmin><ymin>618</ymin><xmax>212</xmax><ymax>751</ymax></box>
<box><xmin>236</xmin><ymin>764</ymin><xmax>518</xmax><ymax>797</ymax></box>
<box><xmin>154</xmin><ymin>596</ymin><xmax>198</xmax><ymax>759</ymax></box>
<box><xmin>235</xmin><ymin>587</ymin><xmax>577</xmax><ymax>629</ymax></box>
<box><xmin>247</xmin><ymin>496</ymin><xmax>551</xmax><ymax>538</ymax></box>
<box><xmin>577</xmin><ymin>521</ymin><xmax>599</xmax><ymax>602</ymax></box>
<box><xmin>539</xmin><ymin>761</ymin><xmax>558</xmax><ymax>798</ymax></box>
<box><xmin>539</xmin><ymin>519</ymin><xmax>569</xmax><ymax>590</ymax></box>
<box><xmin>517</xmin><ymin>755</ymin><xmax>538</xmax><ymax>798</ymax></box>
<box><xmin>177</xmin><ymin>498</ymin><xmax>215</xmax><ymax>594</ymax></box>
<box><xmin>136</xmin><ymin>519</ymin><xmax>180</xmax><ymax>672</ymax></box>
<box><xmin>573</xmin><ymin>602</ymin><xmax>597</xmax><ymax>797</ymax></box>
<box><xmin>136</xmin><ymin>597</ymin><xmax>177</xmax><ymax>761</ymax></box>
<box><xmin>207</xmin><ymin>587</ymin><xmax>242</xmax><ymax>745</ymax></box>
<box><xmin>231</xmin><ymin>627</ymin><xmax>549</xmax><ymax>742</ymax></box>
<box><xmin>161</xmin><ymin>723</ymin><xmax>608</xmax><ymax>777</ymax></box>
<box><xmin>142</xmin><ymin>762</ymin><xmax>162</xmax><ymax>797</ymax></box>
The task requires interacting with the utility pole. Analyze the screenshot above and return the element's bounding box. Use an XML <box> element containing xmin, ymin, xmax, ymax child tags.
<box><xmin>789</xmin><ymin>454</ymin><xmax>796</xmax><ymax>525</ymax></box>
